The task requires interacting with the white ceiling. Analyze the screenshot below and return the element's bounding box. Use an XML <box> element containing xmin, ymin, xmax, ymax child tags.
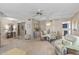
<box><xmin>0</xmin><ymin>3</ymin><xmax>79</xmax><ymax>20</ymax></box>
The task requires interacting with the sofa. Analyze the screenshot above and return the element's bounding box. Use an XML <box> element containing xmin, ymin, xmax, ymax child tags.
<box><xmin>54</xmin><ymin>35</ymin><xmax>78</xmax><ymax>55</ymax></box>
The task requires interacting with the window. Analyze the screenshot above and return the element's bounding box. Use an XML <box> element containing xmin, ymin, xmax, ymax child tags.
<box><xmin>64</xmin><ymin>30</ymin><xmax>68</xmax><ymax>36</ymax></box>
<box><xmin>63</xmin><ymin>23</ymin><xmax>68</xmax><ymax>28</ymax></box>
<box><xmin>62</xmin><ymin>21</ymin><xmax>71</xmax><ymax>36</ymax></box>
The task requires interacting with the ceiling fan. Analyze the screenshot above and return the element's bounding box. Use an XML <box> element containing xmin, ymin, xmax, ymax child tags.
<box><xmin>36</xmin><ymin>9</ymin><xmax>43</xmax><ymax>15</ymax></box>
<box><xmin>30</xmin><ymin>9</ymin><xmax>52</xmax><ymax>20</ymax></box>
<box><xmin>31</xmin><ymin>9</ymin><xmax>44</xmax><ymax>17</ymax></box>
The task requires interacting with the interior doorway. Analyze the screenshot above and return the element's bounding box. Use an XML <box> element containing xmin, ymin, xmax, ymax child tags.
<box><xmin>33</xmin><ymin>20</ymin><xmax>41</xmax><ymax>40</ymax></box>
<box><xmin>17</xmin><ymin>22</ymin><xmax>25</xmax><ymax>39</ymax></box>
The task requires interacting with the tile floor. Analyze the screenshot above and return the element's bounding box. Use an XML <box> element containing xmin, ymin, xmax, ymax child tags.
<box><xmin>0</xmin><ymin>39</ymin><xmax>56</xmax><ymax>55</ymax></box>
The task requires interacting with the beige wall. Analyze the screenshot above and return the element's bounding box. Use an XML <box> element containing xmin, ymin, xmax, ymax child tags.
<box><xmin>70</xmin><ymin>12</ymin><xmax>79</xmax><ymax>36</ymax></box>
<box><xmin>52</xmin><ymin>20</ymin><xmax>62</xmax><ymax>32</ymax></box>
<box><xmin>40</xmin><ymin>20</ymin><xmax>46</xmax><ymax>31</ymax></box>
<box><xmin>40</xmin><ymin>20</ymin><xmax>63</xmax><ymax>36</ymax></box>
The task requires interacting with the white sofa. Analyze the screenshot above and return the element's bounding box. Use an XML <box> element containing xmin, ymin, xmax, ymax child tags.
<box><xmin>54</xmin><ymin>35</ymin><xmax>78</xmax><ymax>55</ymax></box>
<box><xmin>54</xmin><ymin>39</ymin><xmax>68</xmax><ymax>55</ymax></box>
